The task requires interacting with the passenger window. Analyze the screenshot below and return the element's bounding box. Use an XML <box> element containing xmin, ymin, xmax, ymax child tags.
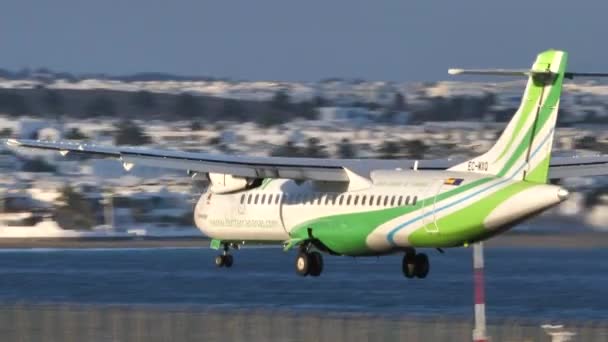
<box><xmin>346</xmin><ymin>195</ymin><xmax>352</xmax><ymax>205</ymax></box>
<box><xmin>324</xmin><ymin>194</ymin><xmax>331</xmax><ymax>205</ymax></box>
<box><xmin>268</xmin><ymin>194</ymin><xmax>273</xmax><ymax>204</ymax></box>
<box><xmin>361</xmin><ymin>195</ymin><xmax>367</xmax><ymax>205</ymax></box>
<box><xmin>261</xmin><ymin>194</ymin><xmax>266</xmax><ymax>204</ymax></box>
<box><xmin>240</xmin><ymin>194</ymin><xmax>245</xmax><ymax>204</ymax></box>
<box><xmin>254</xmin><ymin>194</ymin><xmax>260</xmax><ymax>204</ymax></box>
<box><xmin>383</xmin><ymin>196</ymin><xmax>389</xmax><ymax>206</ymax></box>
<box><xmin>413</xmin><ymin>196</ymin><xmax>418</xmax><ymax>206</ymax></box>
<box><xmin>405</xmin><ymin>196</ymin><xmax>410</xmax><ymax>205</ymax></box>
<box><xmin>390</xmin><ymin>196</ymin><xmax>396</xmax><ymax>206</ymax></box>
<box><xmin>369</xmin><ymin>195</ymin><xmax>374</xmax><ymax>206</ymax></box>
<box><xmin>397</xmin><ymin>196</ymin><xmax>403</xmax><ymax>206</ymax></box>
<box><xmin>276</xmin><ymin>194</ymin><xmax>281</xmax><ymax>204</ymax></box>
<box><xmin>338</xmin><ymin>196</ymin><xmax>344</xmax><ymax>205</ymax></box>
<box><xmin>354</xmin><ymin>196</ymin><xmax>359</xmax><ymax>205</ymax></box>
<box><xmin>247</xmin><ymin>194</ymin><xmax>253</xmax><ymax>204</ymax></box>
<box><xmin>377</xmin><ymin>196</ymin><xmax>382</xmax><ymax>206</ymax></box>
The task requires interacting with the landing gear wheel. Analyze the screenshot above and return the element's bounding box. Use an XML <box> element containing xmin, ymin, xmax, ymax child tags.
<box><xmin>215</xmin><ymin>242</ymin><xmax>236</xmax><ymax>269</ymax></box>
<box><xmin>295</xmin><ymin>252</ymin><xmax>311</xmax><ymax>276</ymax></box>
<box><xmin>402</xmin><ymin>254</ymin><xmax>416</xmax><ymax>278</ymax></box>
<box><xmin>309</xmin><ymin>252</ymin><xmax>324</xmax><ymax>277</ymax></box>
<box><xmin>215</xmin><ymin>255</ymin><xmax>225</xmax><ymax>268</ymax></box>
<box><xmin>223</xmin><ymin>254</ymin><xmax>234</xmax><ymax>268</ymax></box>
<box><xmin>414</xmin><ymin>253</ymin><xmax>429</xmax><ymax>279</ymax></box>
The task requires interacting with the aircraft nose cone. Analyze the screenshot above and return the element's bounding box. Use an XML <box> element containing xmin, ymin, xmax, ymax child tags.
<box><xmin>557</xmin><ymin>188</ymin><xmax>570</xmax><ymax>201</ymax></box>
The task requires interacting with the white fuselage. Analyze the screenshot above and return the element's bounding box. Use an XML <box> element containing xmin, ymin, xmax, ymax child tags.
<box><xmin>194</xmin><ymin>172</ymin><xmax>443</xmax><ymax>243</ymax></box>
<box><xmin>193</xmin><ymin>169</ymin><xmax>566</xmax><ymax>255</ymax></box>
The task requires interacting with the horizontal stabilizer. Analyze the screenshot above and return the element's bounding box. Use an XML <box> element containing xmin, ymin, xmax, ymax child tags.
<box><xmin>565</xmin><ymin>72</ymin><xmax>608</xmax><ymax>79</ymax></box>
<box><xmin>448</xmin><ymin>68</ymin><xmax>552</xmax><ymax>77</ymax></box>
<box><xmin>448</xmin><ymin>69</ymin><xmax>608</xmax><ymax>80</ymax></box>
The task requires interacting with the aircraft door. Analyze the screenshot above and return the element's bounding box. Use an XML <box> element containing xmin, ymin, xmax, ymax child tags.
<box><xmin>422</xmin><ymin>179</ymin><xmax>442</xmax><ymax>234</ymax></box>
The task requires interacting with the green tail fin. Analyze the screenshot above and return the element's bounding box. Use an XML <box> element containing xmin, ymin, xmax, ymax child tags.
<box><xmin>449</xmin><ymin>50</ymin><xmax>568</xmax><ymax>183</ymax></box>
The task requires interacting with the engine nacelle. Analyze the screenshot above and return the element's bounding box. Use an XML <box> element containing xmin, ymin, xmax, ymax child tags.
<box><xmin>208</xmin><ymin>173</ymin><xmax>250</xmax><ymax>194</ymax></box>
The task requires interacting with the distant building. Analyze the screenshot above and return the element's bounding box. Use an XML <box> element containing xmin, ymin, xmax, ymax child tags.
<box><xmin>18</xmin><ymin>120</ymin><xmax>62</xmax><ymax>140</ymax></box>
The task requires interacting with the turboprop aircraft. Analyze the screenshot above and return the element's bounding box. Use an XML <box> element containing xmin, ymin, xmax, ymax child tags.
<box><xmin>8</xmin><ymin>50</ymin><xmax>608</xmax><ymax>279</ymax></box>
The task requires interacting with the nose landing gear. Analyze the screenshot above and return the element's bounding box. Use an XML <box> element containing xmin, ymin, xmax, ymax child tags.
<box><xmin>215</xmin><ymin>242</ymin><xmax>236</xmax><ymax>268</ymax></box>
<box><xmin>215</xmin><ymin>254</ymin><xmax>233</xmax><ymax>268</ymax></box>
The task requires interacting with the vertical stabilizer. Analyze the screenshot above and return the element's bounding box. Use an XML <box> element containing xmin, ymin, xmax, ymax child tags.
<box><xmin>448</xmin><ymin>50</ymin><xmax>568</xmax><ymax>183</ymax></box>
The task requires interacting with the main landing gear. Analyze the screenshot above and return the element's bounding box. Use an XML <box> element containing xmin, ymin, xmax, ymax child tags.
<box><xmin>295</xmin><ymin>247</ymin><xmax>324</xmax><ymax>277</ymax></box>
<box><xmin>402</xmin><ymin>248</ymin><xmax>429</xmax><ymax>279</ymax></box>
<box><xmin>215</xmin><ymin>243</ymin><xmax>234</xmax><ymax>268</ymax></box>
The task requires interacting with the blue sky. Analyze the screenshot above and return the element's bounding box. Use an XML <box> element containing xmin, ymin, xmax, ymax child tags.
<box><xmin>1</xmin><ymin>0</ymin><xmax>606</xmax><ymax>81</ymax></box>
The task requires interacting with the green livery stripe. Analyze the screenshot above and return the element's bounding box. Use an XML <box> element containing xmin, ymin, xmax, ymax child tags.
<box><xmin>494</xmin><ymin>83</ymin><xmax>543</xmax><ymax>162</ymax></box>
<box><xmin>408</xmin><ymin>182</ymin><xmax>534</xmax><ymax>247</ymax></box>
<box><xmin>526</xmin><ymin>155</ymin><xmax>551</xmax><ymax>183</ymax></box>
<box><xmin>497</xmin><ymin>125</ymin><xmax>535</xmax><ymax>177</ymax></box>
<box><xmin>290</xmin><ymin>177</ymin><xmax>492</xmax><ymax>255</ymax></box>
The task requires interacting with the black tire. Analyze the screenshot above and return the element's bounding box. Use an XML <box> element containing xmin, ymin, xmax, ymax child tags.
<box><xmin>295</xmin><ymin>252</ymin><xmax>310</xmax><ymax>276</ymax></box>
<box><xmin>215</xmin><ymin>255</ymin><xmax>225</xmax><ymax>268</ymax></box>
<box><xmin>414</xmin><ymin>253</ymin><xmax>429</xmax><ymax>279</ymax></box>
<box><xmin>309</xmin><ymin>252</ymin><xmax>323</xmax><ymax>277</ymax></box>
<box><xmin>402</xmin><ymin>254</ymin><xmax>416</xmax><ymax>278</ymax></box>
<box><xmin>224</xmin><ymin>254</ymin><xmax>234</xmax><ymax>268</ymax></box>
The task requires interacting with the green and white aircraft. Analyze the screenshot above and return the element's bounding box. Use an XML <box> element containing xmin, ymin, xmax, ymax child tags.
<box><xmin>9</xmin><ymin>49</ymin><xmax>608</xmax><ymax>279</ymax></box>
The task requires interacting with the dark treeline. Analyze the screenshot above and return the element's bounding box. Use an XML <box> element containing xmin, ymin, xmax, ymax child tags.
<box><xmin>0</xmin><ymin>85</ymin><xmax>594</xmax><ymax>129</ymax></box>
<box><xmin>0</xmin><ymin>88</ymin><xmax>320</xmax><ymax>127</ymax></box>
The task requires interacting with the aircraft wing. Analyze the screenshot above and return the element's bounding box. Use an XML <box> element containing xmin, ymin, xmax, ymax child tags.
<box><xmin>5</xmin><ymin>139</ymin><xmax>452</xmax><ymax>182</ymax></box>
<box><xmin>7</xmin><ymin>139</ymin><xmax>608</xmax><ymax>181</ymax></box>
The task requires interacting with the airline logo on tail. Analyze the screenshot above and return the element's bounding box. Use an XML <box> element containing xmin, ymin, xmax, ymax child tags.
<box><xmin>444</xmin><ymin>178</ymin><xmax>464</xmax><ymax>186</ymax></box>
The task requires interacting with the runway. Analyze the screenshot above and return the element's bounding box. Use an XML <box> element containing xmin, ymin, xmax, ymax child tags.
<box><xmin>0</xmin><ymin>246</ymin><xmax>606</xmax><ymax>320</ymax></box>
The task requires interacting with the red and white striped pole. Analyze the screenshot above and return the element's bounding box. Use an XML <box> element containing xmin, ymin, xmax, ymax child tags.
<box><xmin>472</xmin><ymin>242</ymin><xmax>488</xmax><ymax>342</ymax></box>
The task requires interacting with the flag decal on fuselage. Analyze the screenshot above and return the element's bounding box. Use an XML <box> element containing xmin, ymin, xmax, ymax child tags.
<box><xmin>444</xmin><ymin>178</ymin><xmax>464</xmax><ymax>186</ymax></box>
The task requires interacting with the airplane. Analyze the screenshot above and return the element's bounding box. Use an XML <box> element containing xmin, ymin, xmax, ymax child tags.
<box><xmin>7</xmin><ymin>49</ymin><xmax>608</xmax><ymax>279</ymax></box>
